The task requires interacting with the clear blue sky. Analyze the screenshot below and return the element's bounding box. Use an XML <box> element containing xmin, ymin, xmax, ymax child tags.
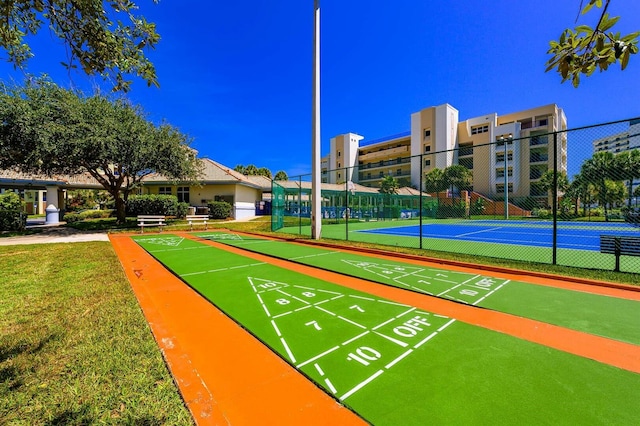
<box><xmin>1</xmin><ymin>0</ymin><xmax>639</xmax><ymax>179</ymax></box>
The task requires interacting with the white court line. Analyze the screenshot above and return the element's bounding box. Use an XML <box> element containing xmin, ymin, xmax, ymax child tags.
<box><xmin>350</xmin><ymin>295</ymin><xmax>375</xmax><ymax>301</ymax></box>
<box><xmin>314</xmin><ymin>305</ymin><xmax>337</xmax><ymax>316</ymax></box>
<box><xmin>325</xmin><ymin>378</ymin><xmax>337</xmax><ymax>394</ymax></box>
<box><xmin>297</xmin><ymin>346</ymin><xmax>340</xmax><ymax>368</ymax></box>
<box><xmin>414</xmin><ymin>331</ymin><xmax>438</xmax><ymax>348</ymax></box>
<box><xmin>473</xmin><ymin>280</ymin><xmax>510</xmax><ymax>305</ymax></box>
<box><xmin>342</xmin><ymin>331</ymin><xmax>370</xmax><ymax>346</ymax></box>
<box><xmin>437</xmin><ymin>319</ymin><xmax>456</xmax><ymax>332</ymax></box>
<box><xmin>337</xmin><ymin>315</ymin><xmax>367</xmax><ymax>329</ymax></box>
<box><xmin>437</xmin><ymin>274</ymin><xmax>481</xmax><ymax>297</ymax></box>
<box><xmin>385</xmin><ymin>349</ymin><xmax>413</xmax><ymax>369</ymax></box>
<box><xmin>256</xmin><ymin>294</ymin><xmax>271</xmax><ymax>317</ymax></box>
<box><xmin>281</xmin><ymin>338</ymin><xmax>296</xmax><ymax>363</ymax></box>
<box><xmin>271</xmin><ymin>320</ymin><xmax>281</xmax><ymax>337</ymax></box>
<box><xmin>455</xmin><ymin>227</ymin><xmax>502</xmax><ymax>238</ymax></box>
<box><xmin>314</xmin><ymin>363</ymin><xmax>325</xmax><ymax>376</ymax></box>
<box><xmin>180</xmin><ymin>262</ymin><xmax>266</xmax><ymax>277</ymax></box>
<box><xmin>340</xmin><ymin>370</ymin><xmax>384</xmax><ymax>401</ymax></box>
<box><xmin>374</xmin><ymin>331</ymin><xmax>409</xmax><ymax>348</ymax></box>
<box><xmin>290</xmin><ymin>251</ymin><xmax>341</xmax><ymax>260</ymax></box>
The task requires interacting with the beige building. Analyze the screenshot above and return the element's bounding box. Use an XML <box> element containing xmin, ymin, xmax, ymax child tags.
<box><xmin>323</xmin><ymin>103</ymin><xmax>567</xmax><ymax>204</ymax></box>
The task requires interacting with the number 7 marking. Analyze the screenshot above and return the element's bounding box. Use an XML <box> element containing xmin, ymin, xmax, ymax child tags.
<box><xmin>350</xmin><ymin>305</ymin><xmax>365</xmax><ymax>313</ymax></box>
<box><xmin>305</xmin><ymin>320</ymin><xmax>322</xmax><ymax>331</ymax></box>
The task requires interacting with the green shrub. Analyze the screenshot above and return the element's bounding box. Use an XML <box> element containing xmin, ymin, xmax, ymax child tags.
<box><xmin>126</xmin><ymin>195</ymin><xmax>185</xmax><ymax>217</ymax></box>
<box><xmin>532</xmin><ymin>208</ymin><xmax>550</xmax><ymax>219</ymax></box>
<box><xmin>207</xmin><ymin>201</ymin><xmax>232</xmax><ymax>219</ymax></box>
<box><xmin>0</xmin><ymin>192</ymin><xmax>26</xmax><ymax>231</ymax></box>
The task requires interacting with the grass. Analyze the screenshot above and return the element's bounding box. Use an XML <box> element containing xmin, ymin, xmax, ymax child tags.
<box><xmin>0</xmin><ymin>242</ymin><xmax>193</xmax><ymax>425</ymax></box>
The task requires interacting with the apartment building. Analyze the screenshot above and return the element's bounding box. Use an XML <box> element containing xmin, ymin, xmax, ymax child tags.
<box><xmin>592</xmin><ymin>118</ymin><xmax>640</xmax><ymax>196</ymax></box>
<box><xmin>322</xmin><ymin>103</ymin><xmax>567</xmax><ymax>203</ymax></box>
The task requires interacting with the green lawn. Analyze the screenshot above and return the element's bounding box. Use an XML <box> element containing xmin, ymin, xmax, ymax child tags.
<box><xmin>135</xmin><ymin>234</ymin><xmax>640</xmax><ymax>425</ymax></box>
<box><xmin>0</xmin><ymin>242</ymin><xmax>192</xmax><ymax>425</ymax></box>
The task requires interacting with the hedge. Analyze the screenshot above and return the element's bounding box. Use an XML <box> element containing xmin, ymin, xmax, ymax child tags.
<box><xmin>0</xmin><ymin>192</ymin><xmax>26</xmax><ymax>231</ymax></box>
<box><xmin>126</xmin><ymin>195</ymin><xmax>189</xmax><ymax>218</ymax></box>
<box><xmin>207</xmin><ymin>201</ymin><xmax>232</xmax><ymax>219</ymax></box>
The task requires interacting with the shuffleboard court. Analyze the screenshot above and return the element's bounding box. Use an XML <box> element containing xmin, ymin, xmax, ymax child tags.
<box><xmin>133</xmin><ymin>234</ymin><xmax>640</xmax><ymax>425</ymax></box>
<box><xmin>199</xmin><ymin>232</ymin><xmax>640</xmax><ymax>345</ymax></box>
<box><xmin>357</xmin><ymin>221</ymin><xmax>640</xmax><ymax>251</ymax></box>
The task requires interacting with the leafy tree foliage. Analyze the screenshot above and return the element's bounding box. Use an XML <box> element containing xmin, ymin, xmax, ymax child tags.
<box><xmin>614</xmin><ymin>149</ymin><xmax>640</xmax><ymax>207</ymax></box>
<box><xmin>234</xmin><ymin>164</ymin><xmax>273</xmax><ymax>178</ymax></box>
<box><xmin>580</xmin><ymin>151</ymin><xmax>617</xmax><ymax>219</ymax></box>
<box><xmin>443</xmin><ymin>165</ymin><xmax>473</xmax><ymax>198</ymax></box>
<box><xmin>547</xmin><ymin>0</ymin><xmax>639</xmax><ymax>87</ymax></box>
<box><xmin>424</xmin><ymin>168</ymin><xmax>447</xmax><ymax>195</ymax></box>
<box><xmin>274</xmin><ymin>170</ymin><xmax>288</xmax><ymax>181</ymax></box>
<box><xmin>379</xmin><ymin>175</ymin><xmax>399</xmax><ymax>194</ymax></box>
<box><xmin>0</xmin><ymin>0</ymin><xmax>160</xmax><ymax>92</ymax></box>
<box><xmin>0</xmin><ymin>77</ymin><xmax>202</xmax><ymax>223</ymax></box>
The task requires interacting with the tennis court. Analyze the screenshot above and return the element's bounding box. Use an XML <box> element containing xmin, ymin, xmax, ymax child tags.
<box><xmin>358</xmin><ymin>220</ymin><xmax>640</xmax><ymax>251</ymax></box>
<box><xmin>131</xmin><ymin>233</ymin><xmax>640</xmax><ymax>425</ymax></box>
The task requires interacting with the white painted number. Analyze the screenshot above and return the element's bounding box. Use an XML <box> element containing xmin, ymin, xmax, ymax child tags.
<box><xmin>302</xmin><ymin>292</ymin><xmax>316</xmax><ymax>298</ymax></box>
<box><xmin>259</xmin><ymin>282</ymin><xmax>277</xmax><ymax>289</ymax></box>
<box><xmin>276</xmin><ymin>298</ymin><xmax>290</xmax><ymax>305</ymax></box>
<box><xmin>347</xmin><ymin>347</ymin><xmax>381</xmax><ymax>366</ymax></box>
<box><xmin>460</xmin><ymin>289</ymin><xmax>478</xmax><ymax>296</ymax></box>
<box><xmin>349</xmin><ymin>305</ymin><xmax>365</xmax><ymax>313</ymax></box>
<box><xmin>305</xmin><ymin>320</ymin><xmax>322</xmax><ymax>331</ymax></box>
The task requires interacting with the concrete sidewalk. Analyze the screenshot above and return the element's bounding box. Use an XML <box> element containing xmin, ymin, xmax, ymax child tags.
<box><xmin>0</xmin><ymin>224</ymin><xmax>110</xmax><ymax>245</ymax></box>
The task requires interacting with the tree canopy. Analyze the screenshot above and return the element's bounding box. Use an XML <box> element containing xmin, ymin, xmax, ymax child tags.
<box><xmin>547</xmin><ymin>0</ymin><xmax>639</xmax><ymax>87</ymax></box>
<box><xmin>379</xmin><ymin>175</ymin><xmax>399</xmax><ymax>194</ymax></box>
<box><xmin>0</xmin><ymin>1</ymin><xmax>160</xmax><ymax>92</ymax></box>
<box><xmin>234</xmin><ymin>164</ymin><xmax>273</xmax><ymax>178</ymax></box>
<box><xmin>0</xmin><ymin>77</ymin><xmax>202</xmax><ymax>222</ymax></box>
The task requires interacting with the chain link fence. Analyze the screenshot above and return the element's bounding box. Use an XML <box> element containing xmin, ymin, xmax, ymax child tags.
<box><xmin>273</xmin><ymin>117</ymin><xmax>640</xmax><ymax>274</ymax></box>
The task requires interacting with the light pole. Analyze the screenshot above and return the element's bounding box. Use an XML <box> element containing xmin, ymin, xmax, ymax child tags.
<box><xmin>311</xmin><ymin>0</ymin><xmax>321</xmax><ymax>240</ymax></box>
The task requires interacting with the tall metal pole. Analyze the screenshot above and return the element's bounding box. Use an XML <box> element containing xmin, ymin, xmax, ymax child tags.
<box><xmin>311</xmin><ymin>0</ymin><xmax>322</xmax><ymax>240</ymax></box>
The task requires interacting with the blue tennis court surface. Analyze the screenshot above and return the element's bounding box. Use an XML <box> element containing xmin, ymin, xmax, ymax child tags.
<box><xmin>358</xmin><ymin>220</ymin><xmax>640</xmax><ymax>251</ymax></box>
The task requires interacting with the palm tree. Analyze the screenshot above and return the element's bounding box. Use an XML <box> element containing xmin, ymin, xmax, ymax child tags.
<box><xmin>424</xmin><ymin>168</ymin><xmax>447</xmax><ymax>207</ymax></box>
<box><xmin>539</xmin><ymin>170</ymin><xmax>569</xmax><ymax>207</ymax></box>
<box><xmin>614</xmin><ymin>149</ymin><xmax>640</xmax><ymax>208</ymax></box>
<box><xmin>580</xmin><ymin>151</ymin><xmax>616</xmax><ymax>220</ymax></box>
<box><xmin>444</xmin><ymin>165</ymin><xmax>473</xmax><ymax>200</ymax></box>
<box><xmin>379</xmin><ymin>175</ymin><xmax>399</xmax><ymax>194</ymax></box>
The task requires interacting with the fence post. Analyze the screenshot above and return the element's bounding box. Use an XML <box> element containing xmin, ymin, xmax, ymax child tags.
<box><xmin>552</xmin><ymin>132</ymin><xmax>558</xmax><ymax>265</ymax></box>
<box><xmin>419</xmin><ymin>153</ymin><xmax>423</xmax><ymax>249</ymax></box>
<box><xmin>345</xmin><ymin>170</ymin><xmax>349</xmax><ymax>241</ymax></box>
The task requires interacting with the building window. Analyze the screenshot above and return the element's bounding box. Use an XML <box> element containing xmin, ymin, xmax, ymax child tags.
<box><xmin>424</xmin><ymin>129</ymin><xmax>431</xmax><ymax>139</ymax></box>
<box><xmin>379</xmin><ymin>171</ymin><xmax>384</xmax><ymax>178</ymax></box>
<box><xmin>471</xmin><ymin>124</ymin><xmax>489</xmax><ymax>135</ymax></box>
<box><xmin>496</xmin><ymin>152</ymin><xmax>513</xmax><ymax>162</ymax></box>
<box><xmin>396</xmin><ymin>169</ymin><xmax>402</xmax><ymax>176</ymax></box>
<box><xmin>159</xmin><ymin>186</ymin><xmax>172</xmax><ymax>195</ymax></box>
<box><xmin>425</xmin><ymin>159</ymin><xmax>431</xmax><ymax>166</ymax></box>
<box><xmin>424</xmin><ymin>145</ymin><xmax>431</xmax><ymax>153</ymax></box>
<box><xmin>177</xmin><ymin>186</ymin><xmax>190</xmax><ymax>203</ymax></box>
<box><xmin>338</xmin><ymin>173</ymin><xmax>341</xmax><ymax>179</ymax></box>
<box><xmin>338</xmin><ymin>162</ymin><xmax>341</xmax><ymax>168</ymax></box>
<box><xmin>338</xmin><ymin>151</ymin><xmax>341</xmax><ymax>157</ymax></box>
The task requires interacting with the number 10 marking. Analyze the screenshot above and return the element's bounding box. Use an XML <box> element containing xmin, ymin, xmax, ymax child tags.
<box><xmin>347</xmin><ymin>347</ymin><xmax>381</xmax><ymax>366</ymax></box>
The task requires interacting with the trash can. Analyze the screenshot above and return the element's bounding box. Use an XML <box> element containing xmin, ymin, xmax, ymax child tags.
<box><xmin>45</xmin><ymin>204</ymin><xmax>60</xmax><ymax>224</ymax></box>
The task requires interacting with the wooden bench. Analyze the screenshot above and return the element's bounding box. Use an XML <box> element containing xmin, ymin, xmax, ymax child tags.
<box><xmin>137</xmin><ymin>215</ymin><xmax>166</xmax><ymax>233</ymax></box>
<box><xmin>600</xmin><ymin>235</ymin><xmax>640</xmax><ymax>272</ymax></box>
<box><xmin>186</xmin><ymin>214</ymin><xmax>209</xmax><ymax>231</ymax></box>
